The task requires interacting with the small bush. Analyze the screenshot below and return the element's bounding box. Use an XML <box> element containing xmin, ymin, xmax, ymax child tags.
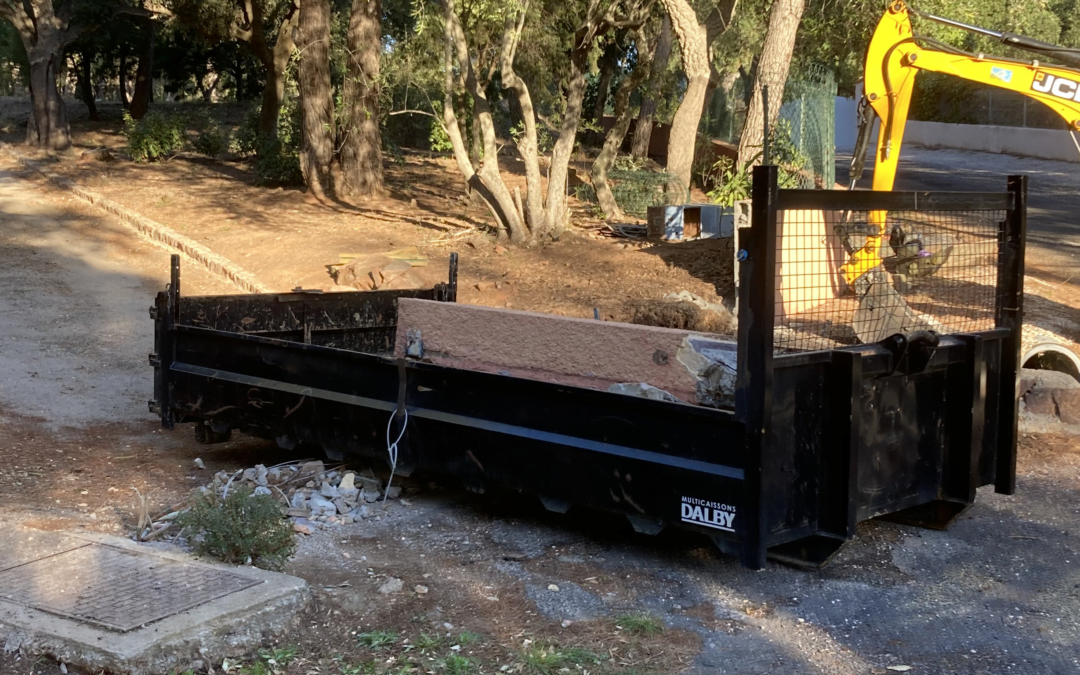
<box><xmin>177</xmin><ymin>485</ymin><xmax>296</xmax><ymax>570</ymax></box>
<box><xmin>357</xmin><ymin>630</ymin><xmax>399</xmax><ymax>650</ymax></box>
<box><xmin>615</xmin><ymin>612</ymin><xmax>665</xmax><ymax>635</ymax></box>
<box><xmin>190</xmin><ymin>111</ymin><xmax>228</xmax><ymax>158</ymax></box>
<box><xmin>125</xmin><ymin>111</ymin><xmax>186</xmax><ymax>162</ymax></box>
<box><xmin>236</xmin><ymin>102</ymin><xmax>303</xmax><ymax>185</ymax></box>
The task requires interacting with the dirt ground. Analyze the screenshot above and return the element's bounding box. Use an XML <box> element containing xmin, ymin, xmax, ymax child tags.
<box><xmin>0</xmin><ymin>99</ymin><xmax>733</xmax><ymax>325</ymax></box>
<box><xmin>2</xmin><ymin>100</ymin><xmax>1080</xmax><ymax>675</ymax></box>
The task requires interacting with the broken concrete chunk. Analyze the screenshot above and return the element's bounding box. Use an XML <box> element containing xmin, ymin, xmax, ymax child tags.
<box><xmin>320</xmin><ymin>482</ymin><xmax>339</xmax><ymax>499</ymax></box>
<box><xmin>338</xmin><ymin>487</ymin><xmax>360</xmax><ymax>503</ymax></box>
<box><xmin>676</xmin><ymin>337</ymin><xmax>737</xmax><ymax>408</ymax></box>
<box><xmin>339</xmin><ymin>472</ymin><xmax>356</xmax><ymax>491</ymax></box>
<box><xmin>308</xmin><ymin>494</ymin><xmax>337</xmax><ymax>517</ymax></box>
<box><xmin>298</xmin><ymin>461</ymin><xmax>326</xmax><ymax>480</ymax></box>
<box><xmin>607</xmin><ymin>382</ymin><xmax>681</xmax><ymax>403</ymax></box>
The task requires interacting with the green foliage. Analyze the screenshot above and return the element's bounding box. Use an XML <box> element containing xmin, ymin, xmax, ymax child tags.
<box><xmin>708</xmin><ymin>119</ymin><xmax>810</xmax><ymax>206</ymax></box>
<box><xmin>615</xmin><ymin>613</ymin><xmax>664</xmax><ymax>636</ymax></box>
<box><xmin>414</xmin><ymin>632</ymin><xmax>448</xmax><ymax>654</ymax></box>
<box><xmin>190</xmin><ymin>110</ymin><xmax>229</xmax><ymax>157</ymax></box>
<box><xmin>707</xmin><ymin>157</ymin><xmax>753</xmax><ymax>207</ymax></box>
<box><xmin>429</xmin><ymin>119</ymin><xmax>454</xmax><ymax>153</ymax></box>
<box><xmin>237</xmin><ymin>102</ymin><xmax>303</xmax><ymax>185</ymax></box>
<box><xmin>177</xmin><ymin>485</ymin><xmax>296</xmax><ymax>570</ymax></box>
<box><xmin>521</xmin><ymin>642</ymin><xmax>601</xmax><ymax>675</ymax></box>
<box><xmin>357</xmin><ymin>630</ymin><xmax>399</xmax><ymax>650</ymax></box>
<box><xmin>124</xmin><ymin>111</ymin><xmax>187</xmax><ymax>162</ymax></box>
<box><xmin>440</xmin><ymin>653</ymin><xmax>478</xmax><ymax>675</ymax></box>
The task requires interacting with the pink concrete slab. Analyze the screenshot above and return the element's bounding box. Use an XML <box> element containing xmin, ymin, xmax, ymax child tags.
<box><xmin>394</xmin><ymin>299</ymin><xmax>729</xmax><ymax>404</ymax></box>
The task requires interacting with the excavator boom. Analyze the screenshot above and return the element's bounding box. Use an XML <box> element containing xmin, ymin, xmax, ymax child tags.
<box><xmin>839</xmin><ymin>0</ymin><xmax>1080</xmax><ymax>333</ymax></box>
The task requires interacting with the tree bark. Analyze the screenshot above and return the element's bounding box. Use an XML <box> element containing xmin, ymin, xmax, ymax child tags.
<box><xmin>441</xmin><ymin>0</ymin><xmax>526</xmax><ymax>240</ymax></box>
<box><xmin>2</xmin><ymin>0</ymin><xmax>78</xmax><ymax>151</ymax></box>
<box><xmin>129</xmin><ymin>18</ymin><xmax>155</xmax><ymax>120</ymax></box>
<box><xmin>592</xmin><ymin>28</ymin><xmax>655</xmax><ymax>219</ymax></box>
<box><xmin>119</xmin><ymin>52</ymin><xmax>130</xmax><ymax>109</ymax></box>
<box><xmin>76</xmin><ymin>55</ymin><xmax>99</xmax><ymax>122</ymax></box>
<box><xmin>592</xmin><ymin>48</ymin><xmax>616</xmax><ymax>121</ymax></box>
<box><xmin>737</xmin><ymin>0</ymin><xmax>805</xmax><ymax>167</ymax></box>
<box><xmin>499</xmin><ymin>5</ymin><xmax>545</xmax><ymax>233</ymax></box>
<box><xmin>543</xmin><ymin>34</ymin><xmax>589</xmax><ymax>236</ymax></box>
<box><xmin>298</xmin><ymin>0</ymin><xmax>336</xmax><ymax>198</ymax></box>
<box><xmin>339</xmin><ymin>0</ymin><xmax>385</xmax><ymax>197</ymax></box>
<box><xmin>255</xmin><ymin>2</ymin><xmax>299</xmax><ymax>136</ymax></box>
<box><xmin>631</xmin><ymin>14</ymin><xmax>671</xmax><ymax>159</ymax></box>
<box><xmin>658</xmin><ymin>0</ymin><xmax>736</xmax><ymax>197</ymax></box>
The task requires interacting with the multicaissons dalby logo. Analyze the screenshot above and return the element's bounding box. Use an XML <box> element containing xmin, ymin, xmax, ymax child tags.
<box><xmin>681</xmin><ymin>496</ymin><xmax>736</xmax><ymax>532</ymax></box>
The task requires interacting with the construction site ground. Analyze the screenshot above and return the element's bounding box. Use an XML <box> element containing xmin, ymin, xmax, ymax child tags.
<box><xmin>1</xmin><ymin>103</ymin><xmax>1079</xmax><ymax>673</ymax></box>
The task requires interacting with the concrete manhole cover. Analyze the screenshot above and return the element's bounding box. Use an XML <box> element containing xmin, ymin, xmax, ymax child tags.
<box><xmin>0</xmin><ymin>543</ymin><xmax>262</xmax><ymax>631</ymax></box>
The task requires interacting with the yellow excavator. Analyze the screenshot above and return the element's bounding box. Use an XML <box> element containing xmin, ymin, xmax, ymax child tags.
<box><xmin>842</xmin><ymin>1</ymin><xmax>1080</xmax><ymax>340</ymax></box>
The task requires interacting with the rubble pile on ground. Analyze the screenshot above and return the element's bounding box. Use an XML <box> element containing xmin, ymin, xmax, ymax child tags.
<box><xmin>200</xmin><ymin>460</ymin><xmax>403</xmax><ymax>533</ymax></box>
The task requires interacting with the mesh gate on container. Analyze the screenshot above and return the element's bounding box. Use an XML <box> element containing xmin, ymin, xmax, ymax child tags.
<box><xmin>770</xmin><ymin>205</ymin><xmax>1006</xmax><ymax>353</ymax></box>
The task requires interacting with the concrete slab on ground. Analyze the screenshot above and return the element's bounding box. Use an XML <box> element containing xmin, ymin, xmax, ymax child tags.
<box><xmin>0</xmin><ymin>527</ymin><xmax>308</xmax><ymax>675</ymax></box>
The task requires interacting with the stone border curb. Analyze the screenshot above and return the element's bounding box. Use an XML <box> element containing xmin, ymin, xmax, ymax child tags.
<box><xmin>1</xmin><ymin>143</ymin><xmax>271</xmax><ymax>294</ymax></box>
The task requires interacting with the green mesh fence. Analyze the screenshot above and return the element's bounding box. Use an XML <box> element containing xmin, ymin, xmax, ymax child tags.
<box><xmin>778</xmin><ymin>65</ymin><xmax>837</xmax><ymax>189</ymax></box>
<box><xmin>609</xmin><ymin>169</ymin><xmax>688</xmax><ymax>218</ymax></box>
<box><xmin>699</xmin><ymin>65</ymin><xmax>837</xmax><ymax>190</ymax></box>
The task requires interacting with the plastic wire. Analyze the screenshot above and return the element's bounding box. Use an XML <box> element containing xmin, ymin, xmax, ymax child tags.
<box><xmin>383</xmin><ymin>408</ymin><xmax>408</xmax><ymax>503</ymax></box>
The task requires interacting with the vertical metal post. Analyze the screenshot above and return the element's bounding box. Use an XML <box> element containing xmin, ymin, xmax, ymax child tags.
<box><xmin>994</xmin><ymin>175</ymin><xmax>1026</xmax><ymax>494</ymax></box>
<box><xmin>169</xmin><ymin>253</ymin><xmax>181</xmax><ymax>322</ymax></box>
<box><xmin>762</xmin><ymin>85</ymin><xmax>770</xmax><ymax>165</ymax></box>
<box><xmin>159</xmin><ymin>254</ymin><xmax>181</xmax><ymax>429</ymax></box>
<box><xmin>448</xmin><ymin>252</ymin><xmax>459</xmax><ymax>302</ymax></box>
<box><xmin>821</xmin><ymin>350</ymin><xmax>861</xmax><ymax>539</ymax></box>
<box><xmin>735</xmin><ymin>165</ymin><xmax>778</xmax><ymax>569</ymax></box>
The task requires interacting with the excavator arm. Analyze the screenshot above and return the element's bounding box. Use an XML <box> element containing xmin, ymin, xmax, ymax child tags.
<box><xmin>842</xmin><ymin>0</ymin><xmax>1080</xmax><ymax>286</ymax></box>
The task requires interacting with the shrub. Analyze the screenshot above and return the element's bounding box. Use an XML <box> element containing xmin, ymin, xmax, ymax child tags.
<box><xmin>190</xmin><ymin>111</ymin><xmax>228</xmax><ymax>158</ymax></box>
<box><xmin>125</xmin><ymin>111</ymin><xmax>186</xmax><ymax>162</ymax></box>
<box><xmin>177</xmin><ymin>485</ymin><xmax>296</xmax><ymax>570</ymax></box>
<box><xmin>236</xmin><ymin>101</ymin><xmax>304</xmax><ymax>185</ymax></box>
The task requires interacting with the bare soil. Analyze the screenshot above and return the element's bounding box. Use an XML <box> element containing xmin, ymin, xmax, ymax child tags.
<box><xmin>2</xmin><ymin>100</ymin><xmax>733</xmax><ymax>326</ymax></box>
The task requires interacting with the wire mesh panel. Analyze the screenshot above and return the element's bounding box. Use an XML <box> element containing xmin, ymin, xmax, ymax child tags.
<box><xmin>770</xmin><ymin>204</ymin><xmax>1005</xmax><ymax>352</ymax></box>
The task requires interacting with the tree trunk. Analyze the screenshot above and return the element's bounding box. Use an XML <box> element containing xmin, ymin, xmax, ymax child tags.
<box><xmin>499</xmin><ymin>8</ymin><xmax>545</xmax><ymax>233</ymax></box>
<box><xmin>592</xmin><ymin>49</ymin><xmax>616</xmax><ymax>121</ymax></box>
<box><xmin>659</xmin><ymin>0</ymin><xmax>710</xmax><ymax>197</ymax></box>
<box><xmin>592</xmin><ymin>29</ymin><xmax>655</xmax><ymax>219</ymax></box>
<box><xmin>298</xmin><ymin>0</ymin><xmax>336</xmax><ymax>197</ymax></box>
<box><xmin>25</xmin><ymin>52</ymin><xmax>71</xmax><ymax>151</ymax></box>
<box><xmin>76</xmin><ymin>55</ymin><xmax>99</xmax><ymax>122</ymax></box>
<box><xmin>543</xmin><ymin>37</ymin><xmax>588</xmax><ymax>236</ymax></box>
<box><xmin>257</xmin><ymin>4</ymin><xmax>299</xmax><ymax>136</ymax></box>
<box><xmin>119</xmin><ymin>53</ymin><xmax>130</xmax><ymax>109</ymax></box>
<box><xmin>440</xmin><ymin>0</ymin><xmax>525</xmax><ymax>240</ymax></box>
<box><xmin>659</xmin><ymin>0</ymin><xmax>737</xmax><ymax>197</ymax></box>
<box><xmin>129</xmin><ymin>18</ymin><xmax>155</xmax><ymax>120</ymax></box>
<box><xmin>737</xmin><ymin>0</ymin><xmax>805</xmax><ymax>167</ymax></box>
<box><xmin>339</xmin><ymin>0</ymin><xmax>385</xmax><ymax>197</ymax></box>
<box><xmin>631</xmin><ymin>15</ymin><xmax>671</xmax><ymax>159</ymax></box>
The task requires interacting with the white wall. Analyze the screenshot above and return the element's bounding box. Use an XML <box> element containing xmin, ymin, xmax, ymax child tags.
<box><xmin>835</xmin><ymin>94</ymin><xmax>1080</xmax><ymax>162</ymax></box>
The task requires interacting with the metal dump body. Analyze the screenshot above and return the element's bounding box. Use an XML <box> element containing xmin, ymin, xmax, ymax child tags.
<box><xmin>151</xmin><ymin>169</ymin><xmax>1026</xmax><ymax>569</ymax></box>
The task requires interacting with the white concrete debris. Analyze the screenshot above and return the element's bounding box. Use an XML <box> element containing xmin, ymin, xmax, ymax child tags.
<box><xmin>199</xmin><ymin>460</ymin><xmax>404</xmax><ymax>534</ymax></box>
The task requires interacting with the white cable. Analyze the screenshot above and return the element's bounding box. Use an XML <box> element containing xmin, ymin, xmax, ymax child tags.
<box><xmin>383</xmin><ymin>408</ymin><xmax>408</xmax><ymax>503</ymax></box>
<box><xmin>1071</xmin><ymin>130</ymin><xmax>1080</xmax><ymax>161</ymax></box>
